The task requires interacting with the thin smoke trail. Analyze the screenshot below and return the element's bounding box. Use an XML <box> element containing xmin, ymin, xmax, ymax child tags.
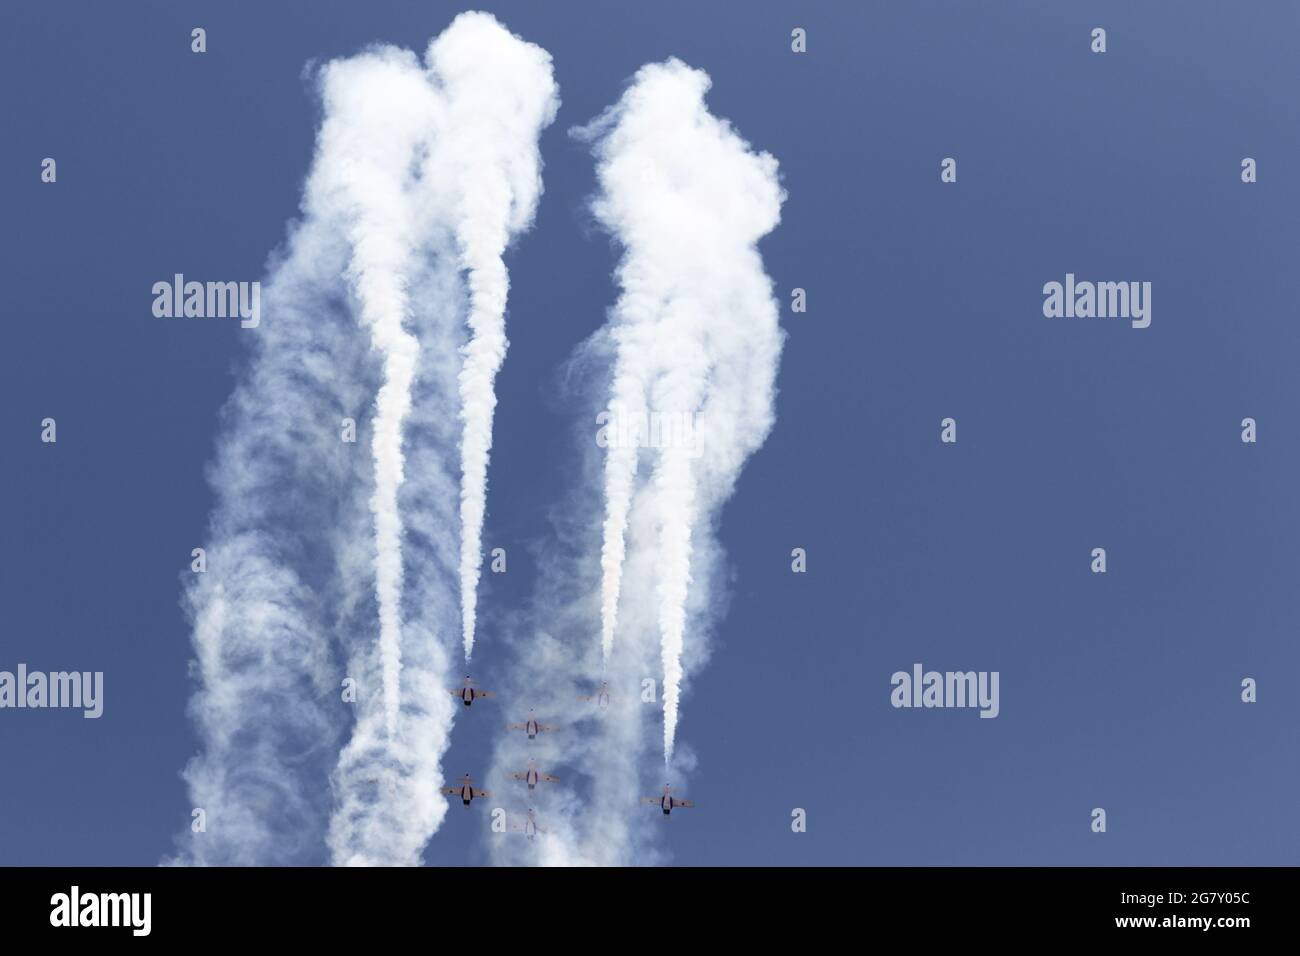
<box><xmin>653</xmin><ymin>438</ymin><xmax>696</xmax><ymax>759</ymax></box>
<box><xmin>330</xmin><ymin>72</ymin><xmax>428</xmax><ymax>741</ymax></box>
<box><xmin>598</xmin><ymin>340</ymin><xmax>646</xmax><ymax>661</ymax></box>
<box><xmin>315</xmin><ymin>44</ymin><xmax>446</xmax><ymax>867</ymax></box>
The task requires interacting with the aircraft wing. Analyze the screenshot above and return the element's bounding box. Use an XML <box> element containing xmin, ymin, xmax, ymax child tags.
<box><xmin>507</xmin><ymin>723</ymin><xmax>525</xmax><ymax>730</ymax></box>
<box><xmin>672</xmin><ymin>798</ymin><xmax>694</xmax><ymax>808</ymax></box>
<box><xmin>472</xmin><ymin>788</ymin><xmax>491</xmax><ymax>799</ymax></box>
<box><xmin>473</xmin><ymin>689</ymin><xmax>495</xmax><ymax>699</ymax></box>
<box><xmin>509</xmin><ymin>772</ymin><xmax>527</xmax><ymax>781</ymax></box>
<box><xmin>441</xmin><ymin>787</ymin><xmax>460</xmax><ymax>796</ymax></box>
<box><xmin>641</xmin><ymin>797</ymin><xmax>660</xmax><ymax>805</ymax></box>
<box><xmin>539</xmin><ymin>724</ymin><xmax>559</xmax><ymax>733</ymax></box>
<box><xmin>541</xmin><ymin>774</ymin><xmax>560</xmax><ymax>783</ymax></box>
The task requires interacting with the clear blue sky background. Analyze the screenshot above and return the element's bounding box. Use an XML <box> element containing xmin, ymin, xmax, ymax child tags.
<box><xmin>2</xmin><ymin>1</ymin><xmax>1297</xmax><ymax>865</ymax></box>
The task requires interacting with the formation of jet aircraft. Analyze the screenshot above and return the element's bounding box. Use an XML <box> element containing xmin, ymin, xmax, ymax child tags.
<box><xmin>443</xmin><ymin>677</ymin><xmax>694</xmax><ymax>829</ymax></box>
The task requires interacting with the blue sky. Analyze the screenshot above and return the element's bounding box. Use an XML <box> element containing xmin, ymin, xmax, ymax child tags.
<box><xmin>2</xmin><ymin>0</ymin><xmax>1298</xmax><ymax>865</ymax></box>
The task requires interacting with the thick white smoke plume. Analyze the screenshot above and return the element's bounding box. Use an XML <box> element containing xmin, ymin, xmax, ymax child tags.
<box><xmin>487</xmin><ymin>58</ymin><xmax>783</xmax><ymax>866</ymax></box>
<box><xmin>175</xmin><ymin>13</ymin><xmax>556</xmax><ymax>867</ymax></box>
<box><xmin>444</xmin><ymin>22</ymin><xmax>558</xmax><ymax>662</ymax></box>
<box><xmin>586</xmin><ymin>59</ymin><xmax>785</xmax><ymax>760</ymax></box>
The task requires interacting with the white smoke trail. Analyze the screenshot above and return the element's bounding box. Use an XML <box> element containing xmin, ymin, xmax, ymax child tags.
<box><xmin>175</xmin><ymin>13</ymin><xmax>556</xmax><ymax>867</ymax></box>
<box><xmin>315</xmin><ymin>51</ymin><xmax>433</xmax><ymax>741</ymax></box>
<box><xmin>312</xmin><ymin>46</ymin><xmax>448</xmax><ymax>868</ymax></box>
<box><xmin>431</xmin><ymin>16</ymin><xmax>560</xmax><ymax>662</ymax></box>
<box><xmin>487</xmin><ymin>58</ymin><xmax>784</xmax><ymax>866</ymax></box>
<box><xmin>172</xmin><ymin>172</ymin><xmax>378</xmax><ymax>866</ymax></box>
<box><xmin>583</xmin><ymin>58</ymin><xmax>785</xmax><ymax>760</ymax></box>
<box><xmin>598</xmin><ymin>342</ymin><xmax>646</xmax><ymax>661</ymax></box>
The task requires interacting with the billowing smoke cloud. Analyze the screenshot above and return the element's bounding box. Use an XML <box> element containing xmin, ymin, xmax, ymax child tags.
<box><xmin>173</xmin><ymin>13</ymin><xmax>556</xmax><ymax>867</ymax></box>
<box><xmin>487</xmin><ymin>58</ymin><xmax>783</xmax><ymax>866</ymax></box>
<box><xmin>584</xmin><ymin>59</ymin><xmax>785</xmax><ymax>760</ymax></box>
